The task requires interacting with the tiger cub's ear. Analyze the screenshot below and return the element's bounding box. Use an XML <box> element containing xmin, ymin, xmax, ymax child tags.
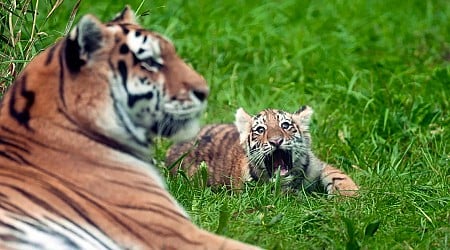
<box><xmin>66</xmin><ymin>14</ymin><xmax>104</xmax><ymax>72</ymax></box>
<box><xmin>235</xmin><ymin>108</ymin><xmax>252</xmax><ymax>144</ymax></box>
<box><xmin>292</xmin><ymin>105</ymin><xmax>313</xmax><ymax>131</ymax></box>
<box><xmin>110</xmin><ymin>5</ymin><xmax>137</xmax><ymax>24</ymax></box>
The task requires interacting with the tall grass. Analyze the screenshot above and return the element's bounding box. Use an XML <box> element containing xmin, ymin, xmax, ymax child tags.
<box><xmin>0</xmin><ymin>0</ymin><xmax>80</xmax><ymax>95</ymax></box>
<box><xmin>1</xmin><ymin>0</ymin><xmax>449</xmax><ymax>249</ymax></box>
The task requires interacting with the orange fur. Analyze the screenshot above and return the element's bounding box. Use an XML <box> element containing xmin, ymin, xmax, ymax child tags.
<box><xmin>0</xmin><ymin>6</ymin><xmax>259</xmax><ymax>250</ymax></box>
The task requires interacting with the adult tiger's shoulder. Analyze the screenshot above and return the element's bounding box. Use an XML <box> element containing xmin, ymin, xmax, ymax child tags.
<box><xmin>166</xmin><ymin>106</ymin><xmax>359</xmax><ymax>196</ymax></box>
<box><xmin>0</xmin><ymin>6</ymin><xmax>259</xmax><ymax>250</ymax></box>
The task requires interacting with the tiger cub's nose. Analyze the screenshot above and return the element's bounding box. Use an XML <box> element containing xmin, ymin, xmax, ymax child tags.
<box><xmin>269</xmin><ymin>137</ymin><xmax>284</xmax><ymax>147</ymax></box>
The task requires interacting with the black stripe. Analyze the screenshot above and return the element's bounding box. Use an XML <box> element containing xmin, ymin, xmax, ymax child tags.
<box><xmin>118</xmin><ymin>60</ymin><xmax>127</xmax><ymax>89</ymax></box>
<box><xmin>1</xmin><ymin>125</ymin><xmax>73</xmax><ymax>155</ymax></box>
<box><xmin>0</xmin><ymin>149</ymin><xmax>32</xmax><ymax>165</ymax></box>
<box><xmin>56</xmin><ymin>107</ymin><xmax>149</xmax><ymax>159</ymax></box>
<box><xmin>301</xmin><ymin>154</ymin><xmax>310</xmax><ymax>173</ymax></box>
<box><xmin>119</xmin><ymin>44</ymin><xmax>129</xmax><ymax>54</ymax></box>
<box><xmin>332</xmin><ymin>177</ymin><xmax>346</xmax><ymax>182</ymax></box>
<box><xmin>8</xmin><ymin>74</ymin><xmax>35</xmax><ymax>131</ymax></box>
<box><xmin>59</xmin><ymin>42</ymin><xmax>67</xmax><ymax>108</ymax></box>
<box><xmin>64</xmin><ymin>37</ymin><xmax>85</xmax><ymax>73</ymax></box>
<box><xmin>220</xmin><ymin>127</ymin><xmax>239</xmax><ymax>164</ymax></box>
<box><xmin>132</xmin><ymin>53</ymin><xmax>140</xmax><ymax>66</ymax></box>
<box><xmin>119</xmin><ymin>24</ymin><xmax>129</xmax><ymax>34</ymax></box>
<box><xmin>0</xmin><ymin>220</ymin><xmax>24</xmax><ymax>234</ymax></box>
<box><xmin>0</xmin><ymin>199</ymin><xmax>31</xmax><ymax>217</ymax></box>
<box><xmin>0</xmin><ymin>137</ymin><xmax>29</xmax><ymax>153</ymax></box>
<box><xmin>111</xmin><ymin>8</ymin><xmax>127</xmax><ymax>23</ymax></box>
<box><xmin>0</xmin><ymin>151</ymin><xmax>21</xmax><ymax>164</ymax></box>
<box><xmin>45</xmin><ymin>44</ymin><xmax>58</xmax><ymax>65</ymax></box>
<box><xmin>200</xmin><ymin>125</ymin><xmax>220</xmax><ymax>139</ymax></box>
<box><xmin>69</xmin><ymin>188</ymin><xmax>148</xmax><ymax>243</ymax></box>
<box><xmin>128</xmin><ymin>91</ymin><xmax>153</xmax><ymax>107</ymax></box>
<box><xmin>0</xmin><ymin>184</ymin><xmax>62</xmax><ymax>217</ymax></box>
<box><xmin>4</xmin><ymin>149</ymin><xmax>32</xmax><ymax>165</ymax></box>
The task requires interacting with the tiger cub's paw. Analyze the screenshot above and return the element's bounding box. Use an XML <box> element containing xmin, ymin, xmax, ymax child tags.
<box><xmin>321</xmin><ymin>166</ymin><xmax>359</xmax><ymax>197</ymax></box>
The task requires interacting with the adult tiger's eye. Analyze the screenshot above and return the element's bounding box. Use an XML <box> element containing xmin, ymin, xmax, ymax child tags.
<box><xmin>143</xmin><ymin>57</ymin><xmax>164</xmax><ymax>69</ymax></box>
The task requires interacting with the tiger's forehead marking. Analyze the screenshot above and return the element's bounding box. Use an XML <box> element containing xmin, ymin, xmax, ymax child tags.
<box><xmin>275</xmin><ymin>110</ymin><xmax>291</xmax><ymax>122</ymax></box>
<box><xmin>253</xmin><ymin>109</ymin><xmax>291</xmax><ymax>126</ymax></box>
<box><xmin>125</xmin><ymin>30</ymin><xmax>164</xmax><ymax>64</ymax></box>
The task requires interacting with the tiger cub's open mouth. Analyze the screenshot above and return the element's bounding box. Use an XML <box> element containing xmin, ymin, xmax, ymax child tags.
<box><xmin>264</xmin><ymin>149</ymin><xmax>293</xmax><ymax>177</ymax></box>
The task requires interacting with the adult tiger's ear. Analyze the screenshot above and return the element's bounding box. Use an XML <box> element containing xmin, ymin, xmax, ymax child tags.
<box><xmin>66</xmin><ymin>14</ymin><xmax>104</xmax><ymax>73</ymax></box>
<box><xmin>110</xmin><ymin>5</ymin><xmax>137</xmax><ymax>24</ymax></box>
<box><xmin>292</xmin><ymin>105</ymin><xmax>313</xmax><ymax>131</ymax></box>
<box><xmin>235</xmin><ymin>108</ymin><xmax>252</xmax><ymax>144</ymax></box>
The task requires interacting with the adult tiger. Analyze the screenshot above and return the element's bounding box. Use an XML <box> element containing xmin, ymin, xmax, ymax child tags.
<box><xmin>166</xmin><ymin>106</ymin><xmax>359</xmax><ymax>196</ymax></box>
<box><xmin>0</xmin><ymin>6</ymin><xmax>259</xmax><ymax>250</ymax></box>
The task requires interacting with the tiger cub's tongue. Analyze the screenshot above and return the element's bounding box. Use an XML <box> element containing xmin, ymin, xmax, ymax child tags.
<box><xmin>273</xmin><ymin>151</ymin><xmax>289</xmax><ymax>176</ymax></box>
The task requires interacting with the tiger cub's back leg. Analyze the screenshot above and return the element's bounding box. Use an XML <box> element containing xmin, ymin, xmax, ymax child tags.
<box><xmin>320</xmin><ymin>165</ymin><xmax>359</xmax><ymax>196</ymax></box>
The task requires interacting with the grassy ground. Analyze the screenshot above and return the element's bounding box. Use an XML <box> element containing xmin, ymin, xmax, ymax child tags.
<box><xmin>1</xmin><ymin>0</ymin><xmax>449</xmax><ymax>249</ymax></box>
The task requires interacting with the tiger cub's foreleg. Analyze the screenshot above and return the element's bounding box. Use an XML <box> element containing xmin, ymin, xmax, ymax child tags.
<box><xmin>320</xmin><ymin>165</ymin><xmax>359</xmax><ymax>196</ymax></box>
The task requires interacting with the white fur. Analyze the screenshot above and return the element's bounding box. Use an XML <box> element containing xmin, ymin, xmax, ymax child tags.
<box><xmin>234</xmin><ymin>108</ymin><xmax>252</xmax><ymax>144</ymax></box>
<box><xmin>0</xmin><ymin>212</ymin><xmax>123</xmax><ymax>250</ymax></box>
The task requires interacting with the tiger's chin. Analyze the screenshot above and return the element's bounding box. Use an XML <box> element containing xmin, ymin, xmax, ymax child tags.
<box><xmin>150</xmin><ymin>117</ymin><xmax>201</xmax><ymax>143</ymax></box>
<box><xmin>167</xmin><ymin>119</ymin><xmax>201</xmax><ymax>143</ymax></box>
<box><xmin>152</xmin><ymin>102</ymin><xmax>206</xmax><ymax>142</ymax></box>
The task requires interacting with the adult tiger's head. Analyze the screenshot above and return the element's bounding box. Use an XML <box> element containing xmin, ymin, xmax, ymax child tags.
<box><xmin>1</xmin><ymin>6</ymin><xmax>208</xmax><ymax>158</ymax></box>
<box><xmin>235</xmin><ymin>106</ymin><xmax>313</xmax><ymax>183</ymax></box>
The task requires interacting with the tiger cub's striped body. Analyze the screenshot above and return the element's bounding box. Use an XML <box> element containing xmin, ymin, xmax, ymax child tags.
<box><xmin>167</xmin><ymin>106</ymin><xmax>359</xmax><ymax>196</ymax></box>
<box><xmin>0</xmin><ymin>6</ymin><xmax>259</xmax><ymax>250</ymax></box>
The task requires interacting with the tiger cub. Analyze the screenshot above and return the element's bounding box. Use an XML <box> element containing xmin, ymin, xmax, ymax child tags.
<box><xmin>166</xmin><ymin>106</ymin><xmax>359</xmax><ymax>196</ymax></box>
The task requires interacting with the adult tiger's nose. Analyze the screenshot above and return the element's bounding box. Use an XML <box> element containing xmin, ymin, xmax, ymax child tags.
<box><xmin>192</xmin><ymin>88</ymin><xmax>208</xmax><ymax>102</ymax></box>
<box><xmin>175</xmin><ymin>82</ymin><xmax>209</xmax><ymax>102</ymax></box>
<box><xmin>163</xmin><ymin>54</ymin><xmax>209</xmax><ymax>102</ymax></box>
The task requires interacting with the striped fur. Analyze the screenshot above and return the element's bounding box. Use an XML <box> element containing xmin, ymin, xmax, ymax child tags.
<box><xmin>167</xmin><ymin>124</ymin><xmax>251</xmax><ymax>188</ymax></box>
<box><xmin>167</xmin><ymin>106</ymin><xmax>359</xmax><ymax>196</ymax></box>
<box><xmin>0</xmin><ymin>6</ymin><xmax>259</xmax><ymax>250</ymax></box>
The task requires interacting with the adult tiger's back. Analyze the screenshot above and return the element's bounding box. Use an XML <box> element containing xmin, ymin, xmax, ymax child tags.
<box><xmin>0</xmin><ymin>7</ymin><xmax>259</xmax><ymax>250</ymax></box>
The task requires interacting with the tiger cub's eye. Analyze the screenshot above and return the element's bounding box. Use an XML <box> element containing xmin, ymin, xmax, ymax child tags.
<box><xmin>281</xmin><ymin>121</ymin><xmax>291</xmax><ymax>130</ymax></box>
<box><xmin>254</xmin><ymin>126</ymin><xmax>265</xmax><ymax>134</ymax></box>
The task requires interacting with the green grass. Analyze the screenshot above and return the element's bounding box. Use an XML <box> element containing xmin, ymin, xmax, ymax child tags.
<box><xmin>1</xmin><ymin>0</ymin><xmax>449</xmax><ymax>249</ymax></box>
